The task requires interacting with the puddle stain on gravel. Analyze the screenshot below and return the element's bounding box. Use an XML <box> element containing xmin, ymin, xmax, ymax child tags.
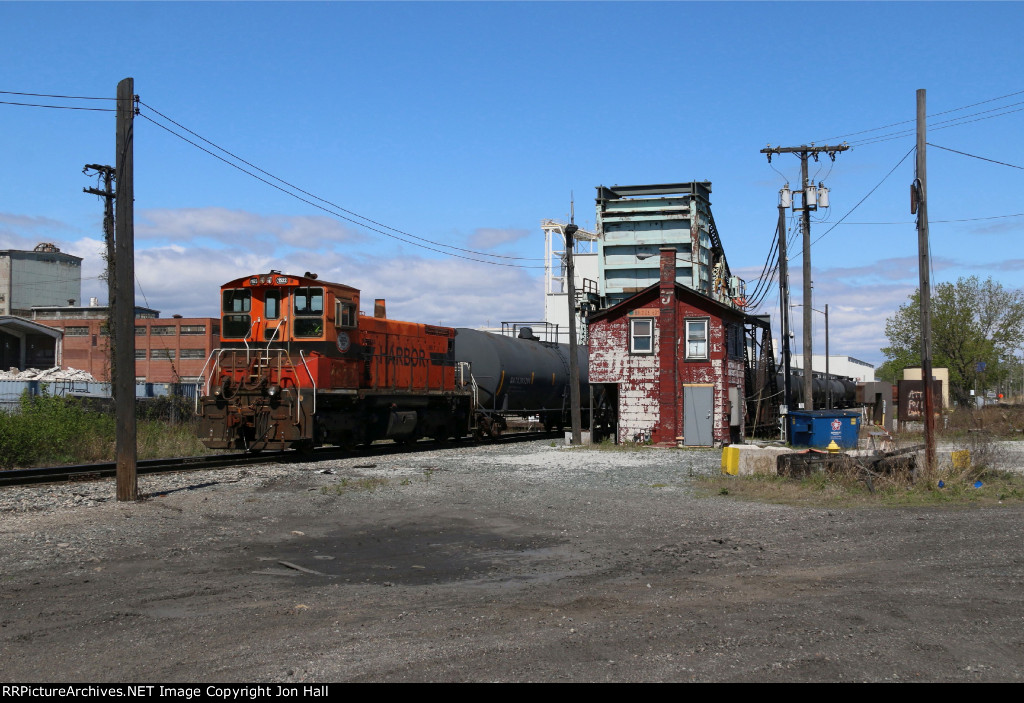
<box><xmin>250</xmin><ymin>521</ymin><xmax>568</xmax><ymax>587</ymax></box>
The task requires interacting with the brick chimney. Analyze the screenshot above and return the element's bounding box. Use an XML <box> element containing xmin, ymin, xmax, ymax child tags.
<box><xmin>658</xmin><ymin>247</ymin><xmax>679</xmax><ymax>443</ymax></box>
<box><xmin>659</xmin><ymin>247</ymin><xmax>676</xmax><ymax>291</ymax></box>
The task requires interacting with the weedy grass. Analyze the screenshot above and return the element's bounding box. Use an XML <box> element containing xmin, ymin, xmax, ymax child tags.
<box><xmin>0</xmin><ymin>392</ymin><xmax>216</xmax><ymax>469</ymax></box>
<box><xmin>578</xmin><ymin>438</ymin><xmax>653</xmax><ymax>452</ymax></box>
<box><xmin>697</xmin><ymin>462</ymin><xmax>1024</xmax><ymax>508</ymax></box>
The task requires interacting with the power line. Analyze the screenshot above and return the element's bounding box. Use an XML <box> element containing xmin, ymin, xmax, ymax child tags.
<box><xmin>0</xmin><ymin>100</ymin><xmax>114</xmax><ymax>112</ymax></box>
<box><xmin>137</xmin><ymin>101</ymin><xmax>546</xmax><ymax>266</ymax></box>
<box><xmin>848</xmin><ymin>103</ymin><xmax>1024</xmax><ymax>148</ymax></box>
<box><xmin>830</xmin><ymin>213</ymin><xmax>1024</xmax><ymax>225</ymax></box>
<box><xmin>138</xmin><ymin>113</ymin><xmax>544</xmax><ymax>269</ymax></box>
<box><xmin>0</xmin><ymin>90</ymin><xmax>114</xmax><ymax>101</ymax></box>
<box><xmin>791</xmin><ymin>146</ymin><xmax>916</xmax><ymax>258</ymax></box>
<box><xmin>927</xmin><ymin>142</ymin><xmax>1024</xmax><ymax>170</ymax></box>
<box><xmin>815</xmin><ymin>88</ymin><xmax>1024</xmax><ymax>143</ymax></box>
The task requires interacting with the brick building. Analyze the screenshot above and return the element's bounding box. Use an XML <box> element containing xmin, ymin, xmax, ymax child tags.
<box><xmin>588</xmin><ymin>248</ymin><xmax>747</xmax><ymax>446</ymax></box>
<box><xmin>32</xmin><ymin>304</ymin><xmax>218</xmax><ymax>383</ymax></box>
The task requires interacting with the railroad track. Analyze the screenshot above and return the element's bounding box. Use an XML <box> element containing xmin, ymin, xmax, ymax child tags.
<box><xmin>0</xmin><ymin>430</ymin><xmax>560</xmax><ymax>489</ymax></box>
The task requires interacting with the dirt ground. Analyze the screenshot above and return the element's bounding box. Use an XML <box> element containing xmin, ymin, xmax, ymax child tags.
<box><xmin>1</xmin><ymin>440</ymin><xmax>1022</xmax><ymax>683</ymax></box>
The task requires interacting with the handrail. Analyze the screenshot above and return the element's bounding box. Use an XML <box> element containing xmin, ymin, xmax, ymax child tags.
<box><xmin>195</xmin><ymin>348</ymin><xmax>225</xmax><ymax>413</ymax></box>
<box><xmin>298</xmin><ymin>349</ymin><xmax>316</xmax><ymax>417</ymax></box>
<box><xmin>265</xmin><ymin>316</ymin><xmax>287</xmax><ymax>349</ymax></box>
<box><xmin>242</xmin><ymin>316</ymin><xmax>260</xmax><ymax>363</ymax></box>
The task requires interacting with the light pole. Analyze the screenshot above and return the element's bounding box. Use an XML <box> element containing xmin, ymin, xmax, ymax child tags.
<box><xmin>791</xmin><ymin>302</ymin><xmax>830</xmax><ymax>408</ymax></box>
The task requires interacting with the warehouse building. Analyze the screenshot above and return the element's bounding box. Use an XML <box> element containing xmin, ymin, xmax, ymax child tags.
<box><xmin>32</xmin><ymin>303</ymin><xmax>218</xmax><ymax>383</ymax></box>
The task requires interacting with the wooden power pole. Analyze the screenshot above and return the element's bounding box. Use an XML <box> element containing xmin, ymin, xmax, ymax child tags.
<box><xmin>762</xmin><ymin>143</ymin><xmax>848</xmax><ymax>410</ymax></box>
<box><xmin>565</xmin><ymin>206</ymin><xmax>583</xmax><ymax>446</ymax></box>
<box><xmin>777</xmin><ymin>202</ymin><xmax>792</xmax><ymax>440</ymax></box>
<box><xmin>114</xmin><ymin>77</ymin><xmax>138</xmax><ymax>501</ymax></box>
<box><xmin>82</xmin><ymin>163</ymin><xmax>116</xmax><ymax>381</ymax></box>
<box><xmin>915</xmin><ymin>88</ymin><xmax>937</xmax><ymax>477</ymax></box>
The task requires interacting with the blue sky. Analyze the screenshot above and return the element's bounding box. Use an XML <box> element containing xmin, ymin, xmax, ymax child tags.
<box><xmin>2</xmin><ymin>1</ymin><xmax>1023</xmax><ymax>367</ymax></box>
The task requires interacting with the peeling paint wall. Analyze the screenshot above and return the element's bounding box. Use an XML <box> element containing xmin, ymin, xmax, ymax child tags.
<box><xmin>589</xmin><ymin>286</ymin><xmax>747</xmax><ymax>446</ymax></box>
<box><xmin>589</xmin><ymin>304</ymin><xmax>661</xmax><ymax>443</ymax></box>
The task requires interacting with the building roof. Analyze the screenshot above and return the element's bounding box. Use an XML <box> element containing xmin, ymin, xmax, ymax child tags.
<box><xmin>0</xmin><ymin>316</ymin><xmax>64</xmax><ymax>338</ymax></box>
<box><xmin>588</xmin><ymin>279</ymin><xmax>748</xmax><ymax>324</ymax></box>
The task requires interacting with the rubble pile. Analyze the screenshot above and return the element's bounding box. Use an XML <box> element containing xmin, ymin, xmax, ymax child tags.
<box><xmin>0</xmin><ymin>367</ymin><xmax>97</xmax><ymax>382</ymax></box>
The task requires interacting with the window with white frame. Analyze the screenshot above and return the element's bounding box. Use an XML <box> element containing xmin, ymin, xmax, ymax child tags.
<box><xmin>630</xmin><ymin>318</ymin><xmax>654</xmax><ymax>354</ymax></box>
<box><xmin>685</xmin><ymin>318</ymin><xmax>709</xmax><ymax>360</ymax></box>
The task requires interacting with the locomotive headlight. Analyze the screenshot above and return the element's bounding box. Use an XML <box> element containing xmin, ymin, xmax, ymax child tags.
<box><xmin>267</xmin><ymin>385</ymin><xmax>280</xmax><ymax>397</ymax></box>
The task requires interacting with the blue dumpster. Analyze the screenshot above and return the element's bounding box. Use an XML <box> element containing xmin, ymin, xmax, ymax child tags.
<box><xmin>788</xmin><ymin>410</ymin><xmax>860</xmax><ymax>449</ymax></box>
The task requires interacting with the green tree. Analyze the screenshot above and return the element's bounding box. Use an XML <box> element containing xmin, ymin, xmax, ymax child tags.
<box><xmin>881</xmin><ymin>276</ymin><xmax>1024</xmax><ymax>407</ymax></box>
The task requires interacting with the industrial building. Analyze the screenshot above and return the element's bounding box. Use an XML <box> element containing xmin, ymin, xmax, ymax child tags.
<box><xmin>791</xmin><ymin>354</ymin><xmax>876</xmax><ymax>383</ymax></box>
<box><xmin>541</xmin><ymin>219</ymin><xmax>599</xmax><ymax>345</ymax></box>
<box><xmin>0</xmin><ymin>243</ymin><xmax>82</xmax><ymax>317</ymax></box>
<box><xmin>32</xmin><ymin>303</ymin><xmax>219</xmax><ymax>383</ymax></box>
<box><xmin>594</xmin><ymin>182</ymin><xmax>743</xmax><ymax>308</ymax></box>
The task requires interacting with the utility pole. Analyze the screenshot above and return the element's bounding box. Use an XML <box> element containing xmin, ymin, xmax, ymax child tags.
<box><xmin>762</xmin><ymin>143</ymin><xmax>848</xmax><ymax>410</ymax></box>
<box><xmin>777</xmin><ymin>200</ymin><xmax>792</xmax><ymax>440</ymax></box>
<box><xmin>913</xmin><ymin>88</ymin><xmax>936</xmax><ymax>477</ymax></box>
<box><xmin>83</xmin><ymin>164</ymin><xmax>116</xmax><ymax>383</ymax></box>
<box><xmin>114</xmin><ymin>78</ymin><xmax>138</xmax><ymax>501</ymax></box>
<box><xmin>565</xmin><ymin>201</ymin><xmax>583</xmax><ymax>446</ymax></box>
<box><xmin>824</xmin><ymin>303</ymin><xmax>830</xmax><ymax>409</ymax></box>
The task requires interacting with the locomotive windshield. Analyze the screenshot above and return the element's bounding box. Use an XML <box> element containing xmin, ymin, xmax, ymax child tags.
<box><xmin>265</xmin><ymin>289</ymin><xmax>280</xmax><ymax>319</ymax></box>
<box><xmin>294</xmin><ymin>286</ymin><xmax>324</xmax><ymax>337</ymax></box>
<box><xmin>222</xmin><ymin>288</ymin><xmax>252</xmax><ymax>339</ymax></box>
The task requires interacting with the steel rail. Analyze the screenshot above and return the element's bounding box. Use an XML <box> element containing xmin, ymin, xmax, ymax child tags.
<box><xmin>0</xmin><ymin>430</ymin><xmax>559</xmax><ymax>489</ymax></box>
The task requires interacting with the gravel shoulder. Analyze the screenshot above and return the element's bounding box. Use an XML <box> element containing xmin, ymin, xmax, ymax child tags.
<box><xmin>1</xmin><ymin>440</ymin><xmax>1022</xmax><ymax>682</ymax></box>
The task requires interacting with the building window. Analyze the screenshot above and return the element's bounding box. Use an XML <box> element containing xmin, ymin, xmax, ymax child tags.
<box><xmin>151</xmin><ymin>326</ymin><xmax>176</xmax><ymax>336</ymax></box>
<box><xmin>180</xmin><ymin>325</ymin><xmax>206</xmax><ymax>335</ymax></box>
<box><xmin>686</xmin><ymin>319</ymin><xmax>709</xmax><ymax>360</ymax></box>
<box><xmin>135</xmin><ymin>349</ymin><xmax>147</xmax><ymax>360</ymax></box>
<box><xmin>135</xmin><ymin>326</ymin><xmax>147</xmax><ymax>336</ymax></box>
<box><xmin>63</xmin><ymin>326</ymin><xmax>89</xmax><ymax>336</ymax></box>
<box><xmin>151</xmin><ymin>349</ymin><xmax>177</xmax><ymax>361</ymax></box>
<box><xmin>726</xmin><ymin>323</ymin><xmax>745</xmax><ymax>360</ymax></box>
<box><xmin>179</xmin><ymin>349</ymin><xmax>206</xmax><ymax>359</ymax></box>
<box><xmin>630</xmin><ymin>318</ymin><xmax>654</xmax><ymax>354</ymax></box>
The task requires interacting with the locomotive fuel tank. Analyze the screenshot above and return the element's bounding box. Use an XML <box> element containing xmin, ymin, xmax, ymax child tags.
<box><xmin>453</xmin><ymin>327</ymin><xmax>588</xmax><ymax>423</ymax></box>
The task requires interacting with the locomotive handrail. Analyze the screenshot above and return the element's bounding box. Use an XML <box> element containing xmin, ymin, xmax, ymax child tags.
<box><xmin>298</xmin><ymin>349</ymin><xmax>316</xmax><ymax>417</ymax></box>
<box><xmin>242</xmin><ymin>317</ymin><xmax>260</xmax><ymax>364</ymax></box>
<box><xmin>195</xmin><ymin>348</ymin><xmax>226</xmax><ymax>413</ymax></box>
<box><xmin>265</xmin><ymin>316</ymin><xmax>287</xmax><ymax>349</ymax></box>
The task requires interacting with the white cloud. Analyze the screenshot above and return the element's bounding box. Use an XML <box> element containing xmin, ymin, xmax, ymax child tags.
<box><xmin>136</xmin><ymin>208</ymin><xmax>363</xmax><ymax>250</ymax></box>
<box><xmin>467</xmin><ymin>227</ymin><xmax>532</xmax><ymax>249</ymax></box>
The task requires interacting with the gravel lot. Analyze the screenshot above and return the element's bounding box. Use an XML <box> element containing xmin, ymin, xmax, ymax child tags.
<box><xmin>1</xmin><ymin>439</ymin><xmax>1023</xmax><ymax>682</ymax></box>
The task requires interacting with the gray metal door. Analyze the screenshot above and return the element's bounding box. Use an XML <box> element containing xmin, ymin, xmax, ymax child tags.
<box><xmin>683</xmin><ymin>385</ymin><xmax>714</xmax><ymax>446</ymax></box>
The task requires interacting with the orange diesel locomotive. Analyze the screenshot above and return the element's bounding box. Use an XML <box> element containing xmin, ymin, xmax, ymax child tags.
<box><xmin>196</xmin><ymin>272</ymin><xmax>472</xmax><ymax>450</ymax></box>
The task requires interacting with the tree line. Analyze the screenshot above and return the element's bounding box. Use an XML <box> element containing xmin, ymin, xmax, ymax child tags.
<box><xmin>879</xmin><ymin>276</ymin><xmax>1024</xmax><ymax>407</ymax></box>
